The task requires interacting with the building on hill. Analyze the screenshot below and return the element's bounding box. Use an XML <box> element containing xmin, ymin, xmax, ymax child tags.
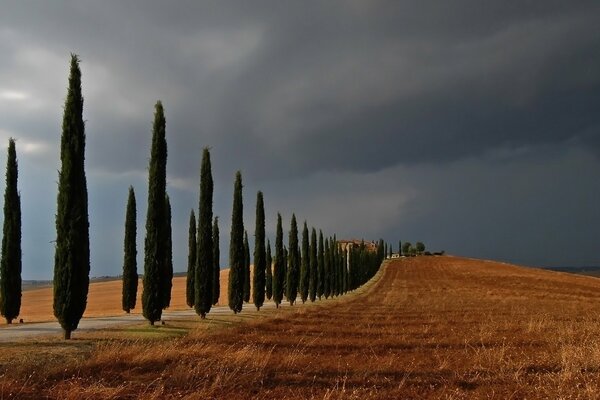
<box><xmin>338</xmin><ymin>239</ymin><xmax>378</xmax><ymax>253</ymax></box>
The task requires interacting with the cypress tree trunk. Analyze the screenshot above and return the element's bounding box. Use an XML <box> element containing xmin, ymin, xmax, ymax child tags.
<box><xmin>195</xmin><ymin>148</ymin><xmax>213</xmax><ymax>319</ymax></box>
<box><xmin>272</xmin><ymin>213</ymin><xmax>284</xmax><ymax>308</ymax></box>
<box><xmin>243</xmin><ymin>231</ymin><xmax>250</xmax><ymax>303</ymax></box>
<box><xmin>0</xmin><ymin>139</ymin><xmax>21</xmax><ymax>324</ymax></box>
<box><xmin>299</xmin><ymin>222</ymin><xmax>309</xmax><ymax>304</ymax></box>
<box><xmin>285</xmin><ymin>214</ymin><xmax>299</xmax><ymax>305</ymax></box>
<box><xmin>228</xmin><ymin>171</ymin><xmax>244</xmax><ymax>314</ymax></box>
<box><xmin>53</xmin><ymin>54</ymin><xmax>90</xmax><ymax>339</ymax></box>
<box><xmin>317</xmin><ymin>230</ymin><xmax>324</xmax><ymax>300</ymax></box>
<box><xmin>265</xmin><ymin>240</ymin><xmax>273</xmax><ymax>301</ymax></box>
<box><xmin>212</xmin><ymin>217</ymin><xmax>220</xmax><ymax>306</ymax></box>
<box><xmin>308</xmin><ymin>227</ymin><xmax>317</xmax><ymax>302</ymax></box>
<box><xmin>186</xmin><ymin>210</ymin><xmax>196</xmax><ymax>308</ymax></box>
<box><xmin>122</xmin><ymin>186</ymin><xmax>137</xmax><ymax>313</ymax></box>
<box><xmin>142</xmin><ymin>101</ymin><xmax>167</xmax><ymax>325</ymax></box>
<box><xmin>162</xmin><ymin>194</ymin><xmax>173</xmax><ymax>309</ymax></box>
<box><xmin>253</xmin><ymin>191</ymin><xmax>266</xmax><ymax>311</ymax></box>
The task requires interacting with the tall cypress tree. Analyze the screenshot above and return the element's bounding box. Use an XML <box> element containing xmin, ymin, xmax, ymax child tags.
<box><xmin>243</xmin><ymin>231</ymin><xmax>250</xmax><ymax>302</ymax></box>
<box><xmin>0</xmin><ymin>139</ymin><xmax>21</xmax><ymax>324</ymax></box>
<box><xmin>162</xmin><ymin>194</ymin><xmax>173</xmax><ymax>309</ymax></box>
<box><xmin>265</xmin><ymin>239</ymin><xmax>273</xmax><ymax>301</ymax></box>
<box><xmin>122</xmin><ymin>186</ymin><xmax>137</xmax><ymax>313</ymax></box>
<box><xmin>228</xmin><ymin>171</ymin><xmax>244</xmax><ymax>314</ymax></box>
<box><xmin>299</xmin><ymin>222</ymin><xmax>309</xmax><ymax>303</ymax></box>
<box><xmin>186</xmin><ymin>210</ymin><xmax>196</xmax><ymax>308</ymax></box>
<box><xmin>253</xmin><ymin>191</ymin><xmax>266</xmax><ymax>311</ymax></box>
<box><xmin>286</xmin><ymin>214</ymin><xmax>299</xmax><ymax>305</ymax></box>
<box><xmin>323</xmin><ymin>238</ymin><xmax>330</xmax><ymax>299</ymax></box>
<box><xmin>273</xmin><ymin>213</ymin><xmax>284</xmax><ymax>308</ymax></box>
<box><xmin>142</xmin><ymin>101</ymin><xmax>167</xmax><ymax>325</ymax></box>
<box><xmin>195</xmin><ymin>148</ymin><xmax>213</xmax><ymax>319</ymax></box>
<box><xmin>53</xmin><ymin>55</ymin><xmax>90</xmax><ymax>339</ymax></box>
<box><xmin>317</xmin><ymin>230</ymin><xmax>324</xmax><ymax>300</ymax></box>
<box><xmin>283</xmin><ymin>246</ymin><xmax>288</xmax><ymax>295</ymax></box>
<box><xmin>212</xmin><ymin>216</ymin><xmax>220</xmax><ymax>306</ymax></box>
<box><xmin>308</xmin><ymin>227</ymin><xmax>317</xmax><ymax>302</ymax></box>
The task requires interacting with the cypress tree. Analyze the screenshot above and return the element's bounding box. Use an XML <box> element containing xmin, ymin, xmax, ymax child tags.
<box><xmin>384</xmin><ymin>242</ymin><xmax>388</xmax><ymax>259</ymax></box>
<box><xmin>53</xmin><ymin>54</ymin><xmax>90</xmax><ymax>339</ymax></box>
<box><xmin>265</xmin><ymin>239</ymin><xmax>273</xmax><ymax>300</ymax></box>
<box><xmin>273</xmin><ymin>213</ymin><xmax>284</xmax><ymax>307</ymax></box>
<box><xmin>323</xmin><ymin>238</ymin><xmax>330</xmax><ymax>299</ymax></box>
<box><xmin>195</xmin><ymin>148</ymin><xmax>213</xmax><ymax>318</ymax></box>
<box><xmin>253</xmin><ymin>191</ymin><xmax>266</xmax><ymax>311</ymax></box>
<box><xmin>122</xmin><ymin>186</ymin><xmax>137</xmax><ymax>313</ymax></box>
<box><xmin>317</xmin><ymin>230</ymin><xmax>324</xmax><ymax>300</ymax></box>
<box><xmin>212</xmin><ymin>217</ymin><xmax>220</xmax><ymax>306</ymax></box>
<box><xmin>243</xmin><ymin>231</ymin><xmax>250</xmax><ymax>303</ymax></box>
<box><xmin>286</xmin><ymin>215</ymin><xmax>299</xmax><ymax>305</ymax></box>
<box><xmin>142</xmin><ymin>101</ymin><xmax>167</xmax><ymax>325</ymax></box>
<box><xmin>398</xmin><ymin>240</ymin><xmax>402</xmax><ymax>256</ymax></box>
<box><xmin>228</xmin><ymin>171</ymin><xmax>244</xmax><ymax>314</ymax></box>
<box><xmin>299</xmin><ymin>222</ymin><xmax>309</xmax><ymax>303</ymax></box>
<box><xmin>308</xmin><ymin>227</ymin><xmax>317</xmax><ymax>302</ymax></box>
<box><xmin>0</xmin><ymin>139</ymin><xmax>21</xmax><ymax>324</ymax></box>
<box><xmin>283</xmin><ymin>246</ymin><xmax>288</xmax><ymax>295</ymax></box>
<box><xmin>332</xmin><ymin>237</ymin><xmax>339</xmax><ymax>297</ymax></box>
<box><xmin>186</xmin><ymin>210</ymin><xmax>196</xmax><ymax>308</ymax></box>
<box><xmin>162</xmin><ymin>194</ymin><xmax>173</xmax><ymax>309</ymax></box>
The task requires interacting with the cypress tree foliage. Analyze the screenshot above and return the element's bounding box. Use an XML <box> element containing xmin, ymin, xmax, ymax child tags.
<box><xmin>317</xmin><ymin>230</ymin><xmax>324</xmax><ymax>300</ymax></box>
<box><xmin>272</xmin><ymin>213</ymin><xmax>284</xmax><ymax>307</ymax></box>
<box><xmin>323</xmin><ymin>238</ymin><xmax>330</xmax><ymax>299</ymax></box>
<box><xmin>283</xmin><ymin>245</ymin><xmax>288</xmax><ymax>294</ymax></box>
<box><xmin>228</xmin><ymin>171</ymin><xmax>244</xmax><ymax>314</ymax></box>
<box><xmin>142</xmin><ymin>101</ymin><xmax>167</xmax><ymax>326</ymax></box>
<box><xmin>265</xmin><ymin>240</ymin><xmax>273</xmax><ymax>300</ymax></box>
<box><xmin>384</xmin><ymin>242</ymin><xmax>388</xmax><ymax>259</ymax></box>
<box><xmin>308</xmin><ymin>227</ymin><xmax>317</xmax><ymax>302</ymax></box>
<box><xmin>0</xmin><ymin>139</ymin><xmax>21</xmax><ymax>324</ymax></box>
<box><xmin>122</xmin><ymin>187</ymin><xmax>138</xmax><ymax>313</ymax></box>
<box><xmin>243</xmin><ymin>231</ymin><xmax>250</xmax><ymax>303</ymax></box>
<box><xmin>285</xmin><ymin>214</ymin><xmax>299</xmax><ymax>305</ymax></box>
<box><xmin>331</xmin><ymin>236</ymin><xmax>339</xmax><ymax>297</ymax></box>
<box><xmin>253</xmin><ymin>191</ymin><xmax>266</xmax><ymax>311</ymax></box>
<box><xmin>212</xmin><ymin>217</ymin><xmax>220</xmax><ymax>306</ymax></box>
<box><xmin>162</xmin><ymin>194</ymin><xmax>173</xmax><ymax>309</ymax></box>
<box><xmin>299</xmin><ymin>222</ymin><xmax>309</xmax><ymax>303</ymax></box>
<box><xmin>53</xmin><ymin>55</ymin><xmax>90</xmax><ymax>339</ymax></box>
<box><xmin>341</xmin><ymin>248</ymin><xmax>348</xmax><ymax>294</ymax></box>
<box><xmin>389</xmin><ymin>243</ymin><xmax>393</xmax><ymax>258</ymax></box>
<box><xmin>186</xmin><ymin>210</ymin><xmax>196</xmax><ymax>308</ymax></box>
<box><xmin>195</xmin><ymin>148</ymin><xmax>214</xmax><ymax>319</ymax></box>
<box><xmin>398</xmin><ymin>240</ymin><xmax>402</xmax><ymax>256</ymax></box>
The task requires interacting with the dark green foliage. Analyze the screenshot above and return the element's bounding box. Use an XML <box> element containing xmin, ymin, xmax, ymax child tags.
<box><xmin>142</xmin><ymin>101</ymin><xmax>167</xmax><ymax>325</ymax></box>
<box><xmin>348</xmin><ymin>240</ymin><xmax>382</xmax><ymax>291</ymax></box>
<box><xmin>0</xmin><ymin>139</ymin><xmax>21</xmax><ymax>324</ymax></box>
<box><xmin>122</xmin><ymin>187</ymin><xmax>137</xmax><ymax>313</ymax></box>
<box><xmin>323</xmin><ymin>238</ymin><xmax>330</xmax><ymax>299</ymax></box>
<box><xmin>384</xmin><ymin>242</ymin><xmax>388</xmax><ymax>259</ymax></box>
<box><xmin>162</xmin><ymin>195</ymin><xmax>173</xmax><ymax>309</ymax></box>
<box><xmin>283</xmin><ymin>246</ymin><xmax>288</xmax><ymax>294</ymax></box>
<box><xmin>402</xmin><ymin>241</ymin><xmax>411</xmax><ymax>256</ymax></box>
<box><xmin>243</xmin><ymin>231</ymin><xmax>250</xmax><ymax>303</ymax></box>
<box><xmin>212</xmin><ymin>217</ymin><xmax>220</xmax><ymax>306</ymax></box>
<box><xmin>53</xmin><ymin>55</ymin><xmax>90</xmax><ymax>339</ymax></box>
<box><xmin>389</xmin><ymin>242</ymin><xmax>392</xmax><ymax>259</ymax></box>
<box><xmin>195</xmin><ymin>148</ymin><xmax>213</xmax><ymax>318</ymax></box>
<box><xmin>398</xmin><ymin>241</ymin><xmax>402</xmax><ymax>256</ymax></box>
<box><xmin>228</xmin><ymin>171</ymin><xmax>244</xmax><ymax>314</ymax></box>
<box><xmin>299</xmin><ymin>222</ymin><xmax>309</xmax><ymax>303</ymax></box>
<box><xmin>341</xmin><ymin>248</ymin><xmax>348</xmax><ymax>294</ymax></box>
<box><xmin>186</xmin><ymin>210</ymin><xmax>196</xmax><ymax>308</ymax></box>
<box><xmin>416</xmin><ymin>242</ymin><xmax>425</xmax><ymax>255</ymax></box>
<box><xmin>332</xmin><ymin>237</ymin><xmax>339</xmax><ymax>297</ymax></box>
<box><xmin>285</xmin><ymin>214</ymin><xmax>299</xmax><ymax>305</ymax></box>
<box><xmin>272</xmin><ymin>213</ymin><xmax>284</xmax><ymax>307</ymax></box>
<box><xmin>308</xmin><ymin>228</ymin><xmax>317</xmax><ymax>302</ymax></box>
<box><xmin>265</xmin><ymin>240</ymin><xmax>273</xmax><ymax>300</ymax></box>
<box><xmin>253</xmin><ymin>191</ymin><xmax>266</xmax><ymax>311</ymax></box>
<box><xmin>317</xmin><ymin>230</ymin><xmax>324</xmax><ymax>299</ymax></box>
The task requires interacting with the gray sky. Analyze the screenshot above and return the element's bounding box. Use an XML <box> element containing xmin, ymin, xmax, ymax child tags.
<box><xmin>0</xmin><ymin>1</ymin><xmax>599</xmax><ymax>279</ymax></box>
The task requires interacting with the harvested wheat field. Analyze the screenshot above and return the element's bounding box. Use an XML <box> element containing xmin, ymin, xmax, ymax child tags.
<box><xmin>4</xmin><ymin>256</ymin><xmax>600</xmax><ymax>399</ymax></box>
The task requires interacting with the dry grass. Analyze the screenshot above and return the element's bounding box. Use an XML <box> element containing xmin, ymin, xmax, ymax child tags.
<box><xmin>4</xmin><ymin>256</ymin><xmax>600</xmax><ymax>398</ymax></box>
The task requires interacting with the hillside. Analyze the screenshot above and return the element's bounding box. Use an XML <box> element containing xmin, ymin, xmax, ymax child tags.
<box><xmin>4</xmin><ymin>256</ymin><xmax>600</xmax><ymax>398</ymax></box>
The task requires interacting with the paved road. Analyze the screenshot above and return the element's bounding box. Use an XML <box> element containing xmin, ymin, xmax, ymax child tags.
<box><xmin>0</xmin><ymin>302</ymin><xmax>279</xmax><ymax>342</ymax></box>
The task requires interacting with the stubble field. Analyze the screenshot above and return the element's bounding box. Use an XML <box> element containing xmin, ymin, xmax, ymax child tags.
<box><xmin>3</xmin><ymin>256</ymin><xmax>600</xmax><ymax>399</ymax></box>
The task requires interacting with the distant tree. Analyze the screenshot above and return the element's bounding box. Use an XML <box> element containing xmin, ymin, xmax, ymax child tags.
<box><xmin>142</xmin><ymin>101</ymin><xmax>167</xmax><ymax>326</ymax></box>
<box><xmin>212</xmin><ymin>217</ymin><xmax>220</xmax><ymax>306</ymax></box>
<box><xmin>416</xmin><ymin>242</ymin><xmax>425</xmax><ymax>255</ymax></box>
<box><xmin>323</xmin><ymin>238</ymin><xmax>330</xmax><ymax>299</ymax></box>
<box><xmin>297</xmin><ymin>222</ymin><xmax>308</xmax><ymax>303</ymax></box>
<box><xmin>273</xmin><ymin>213</ymin><xmax>284</xmax><ymax>307</ymax></box>
<box><xmin>265</xmin><ymin>239</ymin><xmax>273</xmax><ymax>300</ymax></box>
<box><xmin>308</xmin><ymin>227</ymin><xmax>317</xmax><ymax>302</ymax></box>
<box><xmin>243</xmin><ymin>231</ymin><xmax>250</xmax><ymax>303</ymax></box>
<box><xmin>389</xmin><ymin>243</ymin><xmax>392</xmax><ymax>259</ymax></box>
<box><xmin>53</xmin><ymin>55</ymin><xmax>90</xmax><ymax>339</ymax></box>
<box><xmin>228</xmin><ymin>171</ymin><xmax>244</xmax><ymax>314</ymax></box>
<box><xmin>122</xmin><ymin>187</ymin><xmax>138</xmax><ymax>313</ymax></box>
<box><xmin>317</xmin><ymin>230</ymin><xmax>324</xmax><ymax>300</ymax></box>
<box><xmin>384</xmin><ymin>242</ymin><xmax>388</xmax><ymax>259</ymax></box>
<box><xmin>0</xmin><ymin>139</ymin><xmax>21</xmax><ymax>324</ymax></box>
<box><xmin>286</xmin><ymin>215</ymin><xmax>299</xmax><ymax>305</ymax></box>
<box><xmin>402</xmin><ymin>241</ymin><xmax>411</xmax><ymax>256</ymax></box>
<box><xmin>162</xmin><ymin>194</ymin><xmax>173</xmax><ymax>309</ymax></box>
<box><xmin>253</xmin><ymin>191</ymin><xmax>266</xmax><ymax>311</ymax></box>
<box><xmin>283</xmin><ymin>246</ymin><xmax>288</xmax><ymax>296</ymax></box>
<box><xmin>195</xmin><ymin>148</ymin><xmax>213</xmax><ymax>319</ymax></box>
<box><xmin>398</xmin><ymin>241</ymin><xmax>402</xmax><ymax>256</ymax></box>
<box><xmin>186</xmin><ymin>210</ymin><xmax>196</xmax><ymax>308</ymax></box>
